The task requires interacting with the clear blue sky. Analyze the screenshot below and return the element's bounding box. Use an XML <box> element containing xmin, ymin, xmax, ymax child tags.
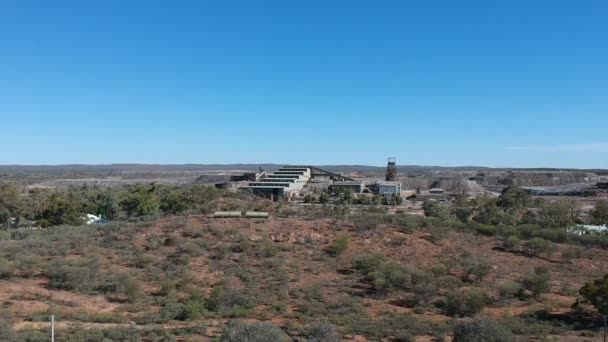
<box><xmin>1</xmin><ymin>1</ymin><xmax>607</xmax><ymax>168</ymax></box>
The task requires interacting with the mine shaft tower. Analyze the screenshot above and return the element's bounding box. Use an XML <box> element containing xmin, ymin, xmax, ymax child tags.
<box><xmin>385</xmin><ymin>157</ymin><xmax>397</xmax><ymax>181</ymax></box>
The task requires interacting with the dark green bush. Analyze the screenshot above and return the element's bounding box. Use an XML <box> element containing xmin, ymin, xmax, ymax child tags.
<box><xmin>352</xmin><ymin>254</ymin><xmax>385</xmax><ymax>274</ymax></box>
<box><xmin>206</xmin><ymin>282</ymin><xmax>254</xmax><ymax>317</ymax></box>
<box><xmin>460</xmin><ymin>254</ymin><xmax>492</xmax><ymax>283</ymax></box>
<box><xmin>96</xmin><ymin>273</ymin><xmax>141</xmax><ymax>303</ymax></box>
<box><xmin>431</xmin><ymin>263</ymin><xmax>448</xmax><ymax>276</ymax></box>
<box><xmin>521</xmin><ymin>266</ymin><xmax>551</xmax><ymax>299</ymax></box>
<box><xmin>306</xmin><ymin>321</ymin><xmax>341</xmax><ymax>342</ymax></box>
<box><xmin>502</xmin><ymin>235</ymin><xmax>520</xmax><ymax>250</ymax></box>
<box><xmin>0</xmin><ymin>258</ymin><xmax>14</xmax><ymax>279</ymax></box>
<box><xmin>499</xmin><ymin>281</ymin><xmax>522</xmax><ymax>299</ymax></box>
<box><xmin>46</xmin><ymin>257</ymin><xmax>101</xmax><ymax>293</ymax></box>
<box><xmin>445</xmin><ymin>288</ymin><xmax>488</xmax><ymax>317</ymax></box>
<box><xmin>219</xmin><ymin>320</ymin><xmax>290</xmax><ymax>342</ymax></box>
<box><xmin>329</xmin><ymin>236</ymin><xmax>349</xmax><ymax>257</ymax></box>
<box><xmin>453</xmin><ymin>318</ymin><xmax>514</xmax><ymax>342</ymax></box>
<box><xmin>523</xmin><ymin>238</ymin><xmax>554</xmax><ymax>257</ymax></box>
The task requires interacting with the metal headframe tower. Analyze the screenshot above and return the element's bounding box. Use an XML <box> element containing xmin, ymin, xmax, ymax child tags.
<box><xmin>385</xmin><ymin>157</ymin><xmax>397</xmax><ymax>181</ymax></box>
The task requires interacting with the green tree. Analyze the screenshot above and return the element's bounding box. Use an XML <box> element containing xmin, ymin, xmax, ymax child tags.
<box><xmin>498</xmin><ymin>186</ymin><xmax>531</xmax><ymax>210</ymax></box>
<box><xmin>422</xmin><ymin>200</ymin><xmax>449</xmax><ymax>220</ymax></box>
<box><xmin>445</xmin><ymin>288</ymin><xmax>488</xmax><ymax>317</ymax></box>
<box><xmin>36</xmin><ymin>193</ymin><xmax>84</xmax><ymax>227</ymax></box>
<box><xmin>120</xmin><ymin>184</ymin><xmax>160</xmax><ymax>217</ymax></box>
<box><xmin>159</xmin><ymin>188</ymin><xmax>189</xmax><ymax>215</ymax></box>
<box><xmin>472</xmin><ymin>202</ymin><xmax>504</xmax><ymax>226</ymax></box>
<box><xmin>338</xmin><ymin>189</ymin><xmax>354</xmax><ymax>205</ymax></box>
<box><xmin>94</xmin><ymin>191</ymin><xmax>120</xmax><ymax>219</ymax></box>
<box><xmin>460</xmin><ymin>254</ymin><xmax>492</xmax><ymax>283</ymax></box>
<box><xmin>0</xmin><ymin>184</ymin><xmax>19</xmax><ymax>233</ymax></box>
<box><xmin>391</xmin><ymin>193</ymin><xmax>403</xmax><ymax>205</ymax></box>
<box><xmin>319</xmin><ymin>192</ymin><xmax>329</xmax><ymax>205</ymax></box>
<box><xmin>538</xmin><ymin>199</ymin><xmax>577</xmax><ymax>228</ymax></box>
<box><xmin>522</xmin><ymin>266</ymin><xmax>551</xmax><ymax>299</ymax></box>
<box><xmin>590</xmin><ymin>200</ymin><xmax>608</xmax><ymax>225</ymax></box>
<box><xmin>188</xmin><ymin>185</ymin><xmax>220</xmax><ymax>214</ymax></box>
<box><xmin>579</xmin><ymin>274</ymin><xmax>608</xmax><ymax>315</ymax></box>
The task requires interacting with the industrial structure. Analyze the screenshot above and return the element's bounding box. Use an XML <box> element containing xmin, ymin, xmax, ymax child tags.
<box><xmin>239</xmin><ymin>160</ymin><xmax>406</xmax><ymax>201</ymax></box>
<box><xmin>377</xmin><ymin>181</ymin><xmax>402</xmax><ymax>195</ymax></box>
<box><xmin>329</xmin><ymin>181</ymin><xmax>366</xmax><ymax>194</ymax></box>
<box><xmin>245</xmin><ymin>165</ymin><xmax>353</xmax><ymax>201</ymax></box>
<box><xmin>230</xmin><ymin>168</ymin><xmax>266</xmax><ymax>182</ymax></box>
<box><xmin>385</xmin><ymin>157</ymin><xmax>397</xmax><ymax>181</ymax></box>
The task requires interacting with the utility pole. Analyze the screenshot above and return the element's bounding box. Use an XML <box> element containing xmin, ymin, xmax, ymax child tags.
<box><xmin>51</xmin><ymin>315</ymin><xmax>55</xmax><ymax>342</ymax></box>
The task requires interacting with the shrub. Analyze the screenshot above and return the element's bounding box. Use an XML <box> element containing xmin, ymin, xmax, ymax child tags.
<box><xmin>0</xmin><ymin>258</ymin><xmax>14</xmax><ymax>279</ymax></box>
<box><xmin>46</xmin><ymin>257</ymin><xmax>101</xmax><ymax>293</ymax></box>
<box><xmin>394</xmin><ymin>331</ymin><xmax>415</xmax><ymax>342</ymax></box>
<box><xmin>375</xmin><ymin>263</ymin><xmax>411</xmax><ymax>292</ymax></box>
<box><xmin>422</xmin><ymin>200</ymin><xmax>449</xmax><ymax>219</ymax></box>
<box><xmin>521</xmin><ymin>266</ymin><xmax>551</xmax><ymax>299</ymax></box>
<box><xmin>428</xmin><ymin>224</ymin><xmax>451</xmax><ymax>243</ymax></box>
<box><xmin>562</xmin><ymin>246</ymin><xmax>583</xmax><ymax>263</ymax></box>
<box><xmin>206</xmin><ymin>282</ymin><xmax>254</xmax><ymax>317</ymax></box>
<box><xmin>352</xmin><ymin>255</ymin><xmax>414</xmax><ymax>292</ymax></box>
<box><xmin>352</xmin><ymin>254</ymin><xmax>385</xmax><ymax>274</ymax></box>
<box><xmin>12</xmin><ymin>253</ymin><xmax>41</xmax><ymax>278</ymax></box>
<box><xmin>181</xmin><ymin>295</ymin><xmax>206</xmax><ymax>321</ymax></box>
<box><xmin>579</xmin><ymin>274</ymin><xmax>608</xmax><ymax>315</ymax></box>
<box><xmin>502</xmin><ymin>235</ymin><xmax>520</xmax><ymax>250</ymax></box>
<box><xmin>256</xmin><ymin>244</ymin><xmax>278</xmax><ymax>258</ymax></box>
<box><xmin>475</xmin><ymin>224</ymin><xmax>498</xmax><ymax>236</ymax></box>
<box><xmin>0</xmin><ymin>314</ymin><xmax>14</xmax><ymax>341</ymax></box>
<box><xmin>460</xmin><ymin>255</ymin><xmax>492</xmax><ymax>283</ymax></box>
<box><xmin>523</xmin><ymin>237</ymin><xmax>554</xmax><ymax>257</ymax></box>
<box><xmin>452</xmin><ymin>318</ymin><xmax>515</xmax><ymax>342</ymax></box>
<box><xmin>97</xmin><ymin>273</ymin><xmax>140</xmax><ymax>303</ymax></box>
<box><xmin>220</xmin><ymin>320</ymin><xmax>290</xmax><ymax>342</ymax></box>
<box><xmin>445</xmin><ymin>288</ymin><xmax>488</xmax><ymax>317</ymax></box>
<box><xmin>306</xmin><ymin>321</ymin><xmax>341</xmax><ymax>342</ymax></box>
<box><xmin>431</xmin><ymin>263</ymin><xmax>448</xmax><ymax>276</ymax></box>
<box><xmin>499</xmin><ymin>281</ymin><xmax>522</xmax><ymax>299</ymax></box>
<box><xmin>182</xmin><ymin>226</ymin><xmax>204</xmax><ymax>238</ymax></box>
<box><xmin>329</xmin><ymin>236</ymin><xmax>349</xmax><ymax>257</ymax></box>
<box><xmin>160</xmin><ymin>297</ymin><xmax>186</xmax><ymax>321</ymax></box>
<box><xmin>144</xmin><ymin>236</ymin><xmax>162</xmax><ymax>251</ymax></box>
<box><xmin>410</xmin><ymin>271</ymin><xmax>437</xmax><ymax>305</ymax></box>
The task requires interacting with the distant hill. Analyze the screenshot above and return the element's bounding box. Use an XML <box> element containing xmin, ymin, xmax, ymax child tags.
<box><xmin>0</xmin><ymin>164</ymin><xmax>606</xmax><ymax>174</ymax></box>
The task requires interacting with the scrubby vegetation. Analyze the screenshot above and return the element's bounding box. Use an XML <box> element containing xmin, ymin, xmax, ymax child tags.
<box><xmin>0</xmin><ymin>183</ymin><xmax>607</xmax><ymax>340</ymax></box>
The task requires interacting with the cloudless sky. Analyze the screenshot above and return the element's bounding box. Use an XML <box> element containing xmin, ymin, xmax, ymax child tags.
<box><xmin>1</xmin><ymin>0</ymin><xmax>607</xmax><ymax>168</ymax></box>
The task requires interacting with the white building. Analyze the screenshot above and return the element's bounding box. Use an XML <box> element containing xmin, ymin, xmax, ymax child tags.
<box><xmin>377</xmin><ymin>181</ymin><xmax>402</xmax><ymax>195</ymax></box>
<box><xmin>567</xmin><ymin>224</ymin><xmax>608</xmax><ymax>235</ymax></box>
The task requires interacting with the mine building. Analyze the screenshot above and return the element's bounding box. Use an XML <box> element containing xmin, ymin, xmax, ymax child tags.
<box><xmin>246</xmin><ymin>166</ymin><xmax>311</xmax><ymax>201</ymax></box>
<box><xmin>230</xmin><ymin>169</ymin><xmax>266</xmax><ymax>182</ymax></box>
<box><xmin>377</xmin><ymin>181</ymin><xmax>402</xmax><ymax>195</ymax></box>
<box><xmin>245</xmin><ymin>165</ymin><xmax>354</xmax><ymax>201</ymax></box>
<box><xmin>329</xmin><ymin>181</ymin><xmax>366</xmax><ymax>194</ymax></box>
